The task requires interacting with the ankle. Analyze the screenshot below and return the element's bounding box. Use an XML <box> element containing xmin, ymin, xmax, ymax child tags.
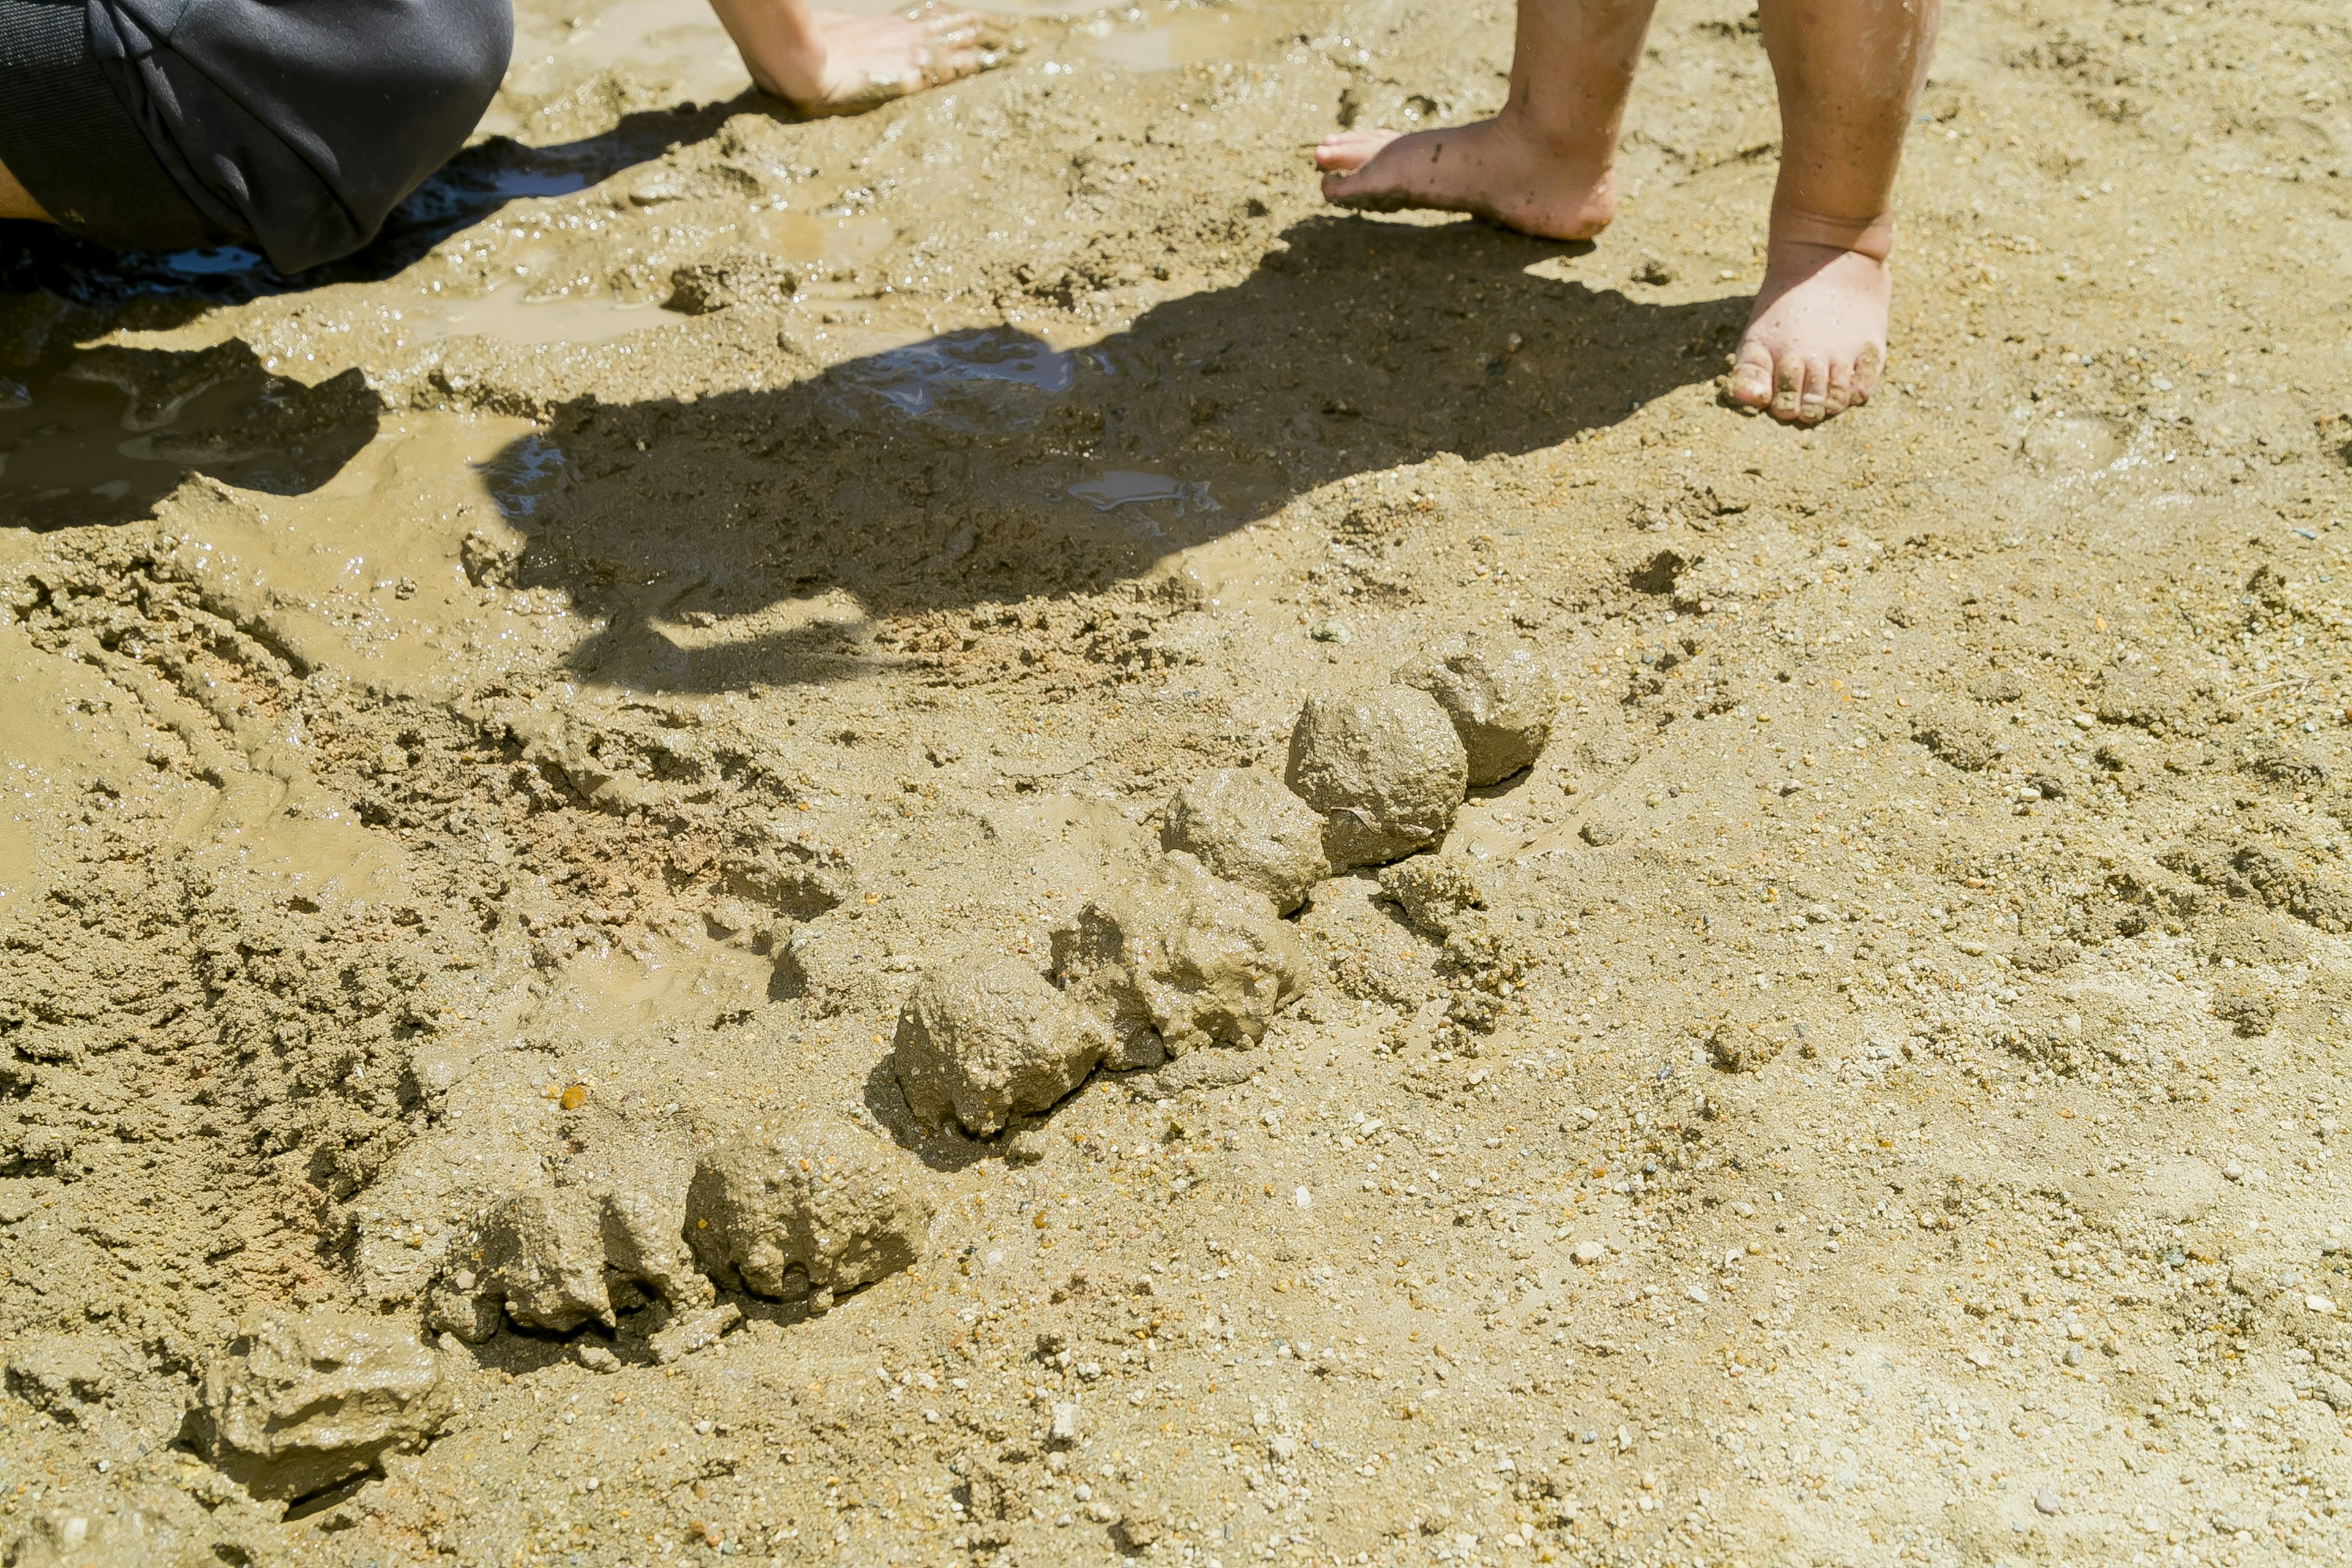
<box><xmin>1768</xmin><ymin>206</ymin><xmax>1894</xmax><ymax>263</ymax></box>
<box><xmin>1491</xmin><ymin>104</ymin><xmax>1618</xmax><ymax>169</ymax></box>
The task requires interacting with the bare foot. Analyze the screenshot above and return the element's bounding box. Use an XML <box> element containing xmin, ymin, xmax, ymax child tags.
<box><xmin>761</xmin><ymin>6</ymin><xmax>995</xmax><ymax>117</ymax></box>
<box><xmin>1727</xmin><ymin>239</ymin><xmax>1891</xmax><ymax>424</ymax></box>
<box><xmin>1314</xmin><ymin>119</ymin><xmax>1619</xmax><ymax>242</ymax></box>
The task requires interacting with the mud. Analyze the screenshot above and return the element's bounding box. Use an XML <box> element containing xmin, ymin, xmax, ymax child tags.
<box><xmin>4</xmin><ymin>0</ymin><xmax>2352</xmax><ymax>1566</ymax></box>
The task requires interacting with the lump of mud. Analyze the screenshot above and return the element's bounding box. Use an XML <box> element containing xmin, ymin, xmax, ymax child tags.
<box><xmin>1379</xmin><ymin>855</ymin><xmax>1486</xmax><ymax>940</ymax></box>
<box><xmin>1050</xmin><ymin>851</ymin><xmax>1308</xmax><ymax>1068</ymax></box>
<box><xmin>1159</xmin><ymin>767</ymin><xmax>1331</xmax><ymax>914</ymax></box>
<box><xmin>2212</xmin><ymin>984</ymin><xmax>2277</xmax><ymax>1037</ymax></box>
<box><xmin>1909</xmin><ymin>709</ymin><xmax>2000</xmax><ymax>772</ymax></box>
<box><xmin>1284</xmin><ymin>687</ymin><xmax>1468</xmax><ymax>869</ymax></box>
<box><xmin>685</xmin><ymin>1119</ymin><xmax>932</xmax><ymax>1305</ymax></box>
<box><xmin>470</xmin><ymin>1187</ymin><xmax>611</xmax><ymax>1333</ymax></box>
<box><xmin>431</xmin><ymin>1174</ymin><xmax>710</xmax><ymax>1342</ymax></box>
<box><xmin>1968</xmin><ymin>671</ymin><xmax>2026</xmax><ymax>704</ymax></box>
<box><xmin>666</xmin><ymin>251</ymin><xmax>801</xmax><ymax>315</ymax></box>
<box><xmin>1392</xmin><ymin>635</ymin><xmax>1557</xmax><ymax>785</ymax></box>
<box><xmin>2098</xmin><ymin>670</ymin><xmax>2212</xmax><ymax>737</ymax></box>
<box><xmin>191</xmin><ymin>1311</ymin><xmax>453</xmax><ymax>1502</ymax></box>
<box><xmin>6</xmin><ymin>1335</ymin><xmax>118</xmax><ymax>1426</ymax></box>
<box><xmin>892</xmin><ymin>956</ymin><xmax>1111</xmax><ymax>1137</ymax></box>
<box><xmin>1704</xmin><ymin>1020</ymin><xmax>1783</xmax><ymax>1073</ymax></box>
<box><xmin>2241</xmin><ymin>745</ymin><xmax>2327</xmax><ymax>788</ymax></box>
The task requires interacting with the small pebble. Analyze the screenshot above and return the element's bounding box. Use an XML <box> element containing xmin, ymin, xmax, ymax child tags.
<box><xmin>2035</xmin><ymin>1489</ymin><xmax>2063</xmax><ymax>1516</ymax></box>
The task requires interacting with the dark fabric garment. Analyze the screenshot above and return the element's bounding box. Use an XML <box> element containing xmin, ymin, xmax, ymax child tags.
<box><xmin>0</xmin><ymin>0</ymin><xmax>510</xmax><ymax>271</ymax></box>
<box><xmin>0</xmin><ymin>0</ymin><xmax>213</xmax><ymax>251</ymax></box>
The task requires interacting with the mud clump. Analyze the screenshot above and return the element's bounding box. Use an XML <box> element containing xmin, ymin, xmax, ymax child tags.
<box><xmin>1392</xmin><ymin>635</ymin><xmax>1557</xmax><ymax>785</ymax></box>
<box><xmin>685</xmin><ymin>1120</ymin><xmax>932</xmax><ymax>1309</ymax></box>
<box><xmin>1284</xmin><ymin>687</ymin><xmax>1468</xmax><ymax>869</ymax></box>
<box><xmin>1051</xmin><ymin>851</ymin><xmax>1308</xmax><ymax>1069</ymax></box>
<box><xmin>6</xmin><ymin>1336</ymin><xmax>118</xmax><ymax>1427</ymax></box>
<box><xmin>1380</xmin><ymin>856</ymin><xmax>1525</xmax><ymax>1033</ymax></box>
<box><xmin>892</xmin><ymin>956</ymin><xmax>1111</xmax><ymax>1137</ymax></box>
<box><xmin>1705</xmin><ymin>1020</ymin><xmax>1784</xmax><ymax>1073</ymax></box>
<box><xmin>1159</xmin><ymin>767</ymin><xmax>1332</xmax><ymax>913</ymax></box>
<box><xmin>1910</xmin><ymin>709</ymin><xmax>2001</xmax><ymax>772</ymax></box>
<box><xmin>190</xmin><ymin>1311</ymin><xmax>453</xmax><ymax>1502</ymax></box>
<box><xmin>1379</xmin><ymin>854</ymin><xmax>1487</xmax><ymax>939</ymax></box>
<box><xmin>429</xmin><ymin>1174</ymin><xmax>710</xmax><ymax>1342</ymax></box>
<box><xmin>666</xmin><ymin>251</ymin><xmax>801</xmax><ymax>315</ymax></box>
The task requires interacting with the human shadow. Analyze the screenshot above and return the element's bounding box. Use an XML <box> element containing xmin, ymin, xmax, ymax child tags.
<box><xmin>0</xmin><ymin>100</ymin><xmax>755</xmax><ymax>530</ymax></box>
<box><xmin>506</xmin><ymin>214</ymin><xmax>1744</xmax><ymax>692</ymax></box>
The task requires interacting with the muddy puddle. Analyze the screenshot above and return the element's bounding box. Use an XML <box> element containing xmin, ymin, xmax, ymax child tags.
<box><xmin>0</xmin><ymin>341</ymin><xmax>375</xmax><ymax>530</ymax></box>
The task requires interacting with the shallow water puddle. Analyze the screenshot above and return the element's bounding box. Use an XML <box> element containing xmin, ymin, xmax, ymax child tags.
<box><xmin>540</xmin><ymin>929</ymin><xmax>778</xmax><ymax>1029</ymax></box>
<box><xmin>1066</xmin><ymin>467</ymin><xmax>1219</xmax><ymax>513</ymax></box>
<box><xmin>818</xmin><ymin>325</ymin><xmax>1104</xmax><ymax>428</ymax></box>
<box><xmin>0</xmin><ymin>344</ymin><xmax>375</xmax><ymax>530</ymax></box>
<box><xmin>402</xmin><ymin>282</ymin><xmax>676</xmax><ymax>347</ymax></box>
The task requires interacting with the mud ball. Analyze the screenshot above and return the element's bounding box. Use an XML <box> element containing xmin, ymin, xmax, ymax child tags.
<box><xmin>891</xmin><ymin>955</ymin><xmax>1111</xmax><ymax>1137</ymax></box>
<box><xmin>1051</xmin><ymin>851</ymin><xmax>1309</xmax><ymax>1068</ymax></box>
<box><xmin>193</xmin><ymin>1311</ymin><xmax>454</xmax><ymax>1502</ymax></box>
<box><xmin>1160</xmin><ymin>767</ymin><xmax>1332</xmax><ymax>914</ymax></box>
<box><xmin>685</xmin><ymin>1119</ymin><xmax>932</xmax><ymax>1300</ymax></box>
<box><xmin>1284</xmin><ymin>687</ymin><xmax>1468</xmax><ymax>869</ymax></box>
<box><xmin>1392</xmin><ymin>634</ymin><xmax>1558</xmax><ymax>786</ymax></box>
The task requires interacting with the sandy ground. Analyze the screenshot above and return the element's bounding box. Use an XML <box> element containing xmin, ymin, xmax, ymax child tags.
<box><xmin>4</xmin><ymin>1</ymin><xmax>2352</xmax><ymax>1565</ymax></box>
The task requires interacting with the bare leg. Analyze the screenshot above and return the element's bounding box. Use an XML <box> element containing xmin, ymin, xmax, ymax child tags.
<box><xmin>1728</xmin><ymin>0</ymin><xmax>1940</xmax><ymax>423</ymax></box>
<box><xmin>704</xmin><ymin>0</ymin><xmax>997</xmax><ymax>117</ymax></box>
<box><xmin>1313</xmin><ymin>0</ymin><xmax>1658</xmax><ymax>242</ymax></box>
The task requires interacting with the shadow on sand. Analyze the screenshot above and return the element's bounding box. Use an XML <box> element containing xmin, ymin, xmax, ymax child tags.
<box><xmin>498</xmin><ymin>214</ymin><xmax>1744</xmax><ymax>691</ymax></box>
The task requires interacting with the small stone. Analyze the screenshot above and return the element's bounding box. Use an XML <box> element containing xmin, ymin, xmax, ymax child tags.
<box><xmin>1285</xmin><ymin>687</ymin><xmax>1468</xmax><ymax>869</ymax></box>
<box><xmin>1392</xmin><ymin>635</ymin><xmax>1558</xmax><ymax>785</ymax></box>
<box><xmin>192</xmin><ymin>1310</ymin><xmax>454</xmax><ymax>1501</ymax></box>
<box><xmin>1632</xmin><ymin>256</ymin><xmax>1675</xmax><ymax>287</ymax></box>
<box><xmin>575</xmin><ymin>1342</ymin><xmax>622</xmax><ymax>1374</ymax></box>
<box><xmin>892</xmin><ymin>956</ymin><xmax>1111</xmax><ymax>1137</ymax></box>
<box><xmin>2062</xmin><ymin>1344</ymin><xmax>2084</xmax><ymax>1367</ymax></box>
<box><xmin>1160</xmin><ymin>768</ymin><xmax>1332</xmax><ymax>914</ymax></box>
<box><xmin>1308</xmin><ymin>618</ymin><xmax>1352</xmax><ymax>644</ymax></box>
<box><xmin>686</xmin><ymin>1118</ymin><xmax>933</xmax><ymax>1299</ymax></box>
<box><xmin>1049</xmin><ymin>1401</ymin><xmax>1082</xmax><ymax>1449</ymax></box>
<box><xmin>2035</xmin><ymin>1489</ymin><xmax>2064</xmax><ymax>1517</ymax></box>
<box><xmin>1571</xmin><ymin>1242</ymin><xmax>1606</xmax><ymax>1266</ymax></box>
<box><xmin>1051</xmin><ymin>851</ymin><xmax>1307</xmax><ymax>1068</ymax></box>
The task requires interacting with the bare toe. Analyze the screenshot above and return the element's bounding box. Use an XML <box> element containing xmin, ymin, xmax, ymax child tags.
<box><xmin>1823</xmin><ymin>360</ymin><xmax>1856</xmax><ymax>419</ymax></box>
<box><xmin>1795</xmin><ymin>358</ymin><xmax>1830</xmax><ymax>425</ymax></box>
<box><xmin>1769</xmin><ymin>355</ymin><xmax>1805</xmax><ymax>422</ymax></box>
<box><xmin>1315</xmin><ymin>129</ymin><xmax>1403</xmax><ymax>178</ymax></box>
<box><xmin>1728</xmin><ymin>341</ymin><xmax>1774</xmax><ymax>410</ymax></box>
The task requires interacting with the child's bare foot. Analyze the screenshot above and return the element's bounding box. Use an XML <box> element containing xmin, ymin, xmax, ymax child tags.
<box><xmin>1727</xmin><ymin>239</ymin><xmax>1890</xmax><ymax>424</ymax></box>
<box><xmin>1315</xmin><ymin>119</ymin><xmax>1619</xmax><ymax>243</ymax></box>
<box><xmin>757</xmin><ymin>6</ymin><xmax>995</xmax><ymax>116</ymax></box>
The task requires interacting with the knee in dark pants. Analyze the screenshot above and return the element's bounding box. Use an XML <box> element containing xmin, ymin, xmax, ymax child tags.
<box><xmin>0</xmin><ymin>0</ymin><xmax>514</xmax><ymax>271</ymax></box>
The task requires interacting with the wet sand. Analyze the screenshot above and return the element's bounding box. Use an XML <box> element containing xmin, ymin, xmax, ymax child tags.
<box><xmin>4</xmin><ymin>1</ymin><xmax>2352</xmax><ymax>1565</ymax></box>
